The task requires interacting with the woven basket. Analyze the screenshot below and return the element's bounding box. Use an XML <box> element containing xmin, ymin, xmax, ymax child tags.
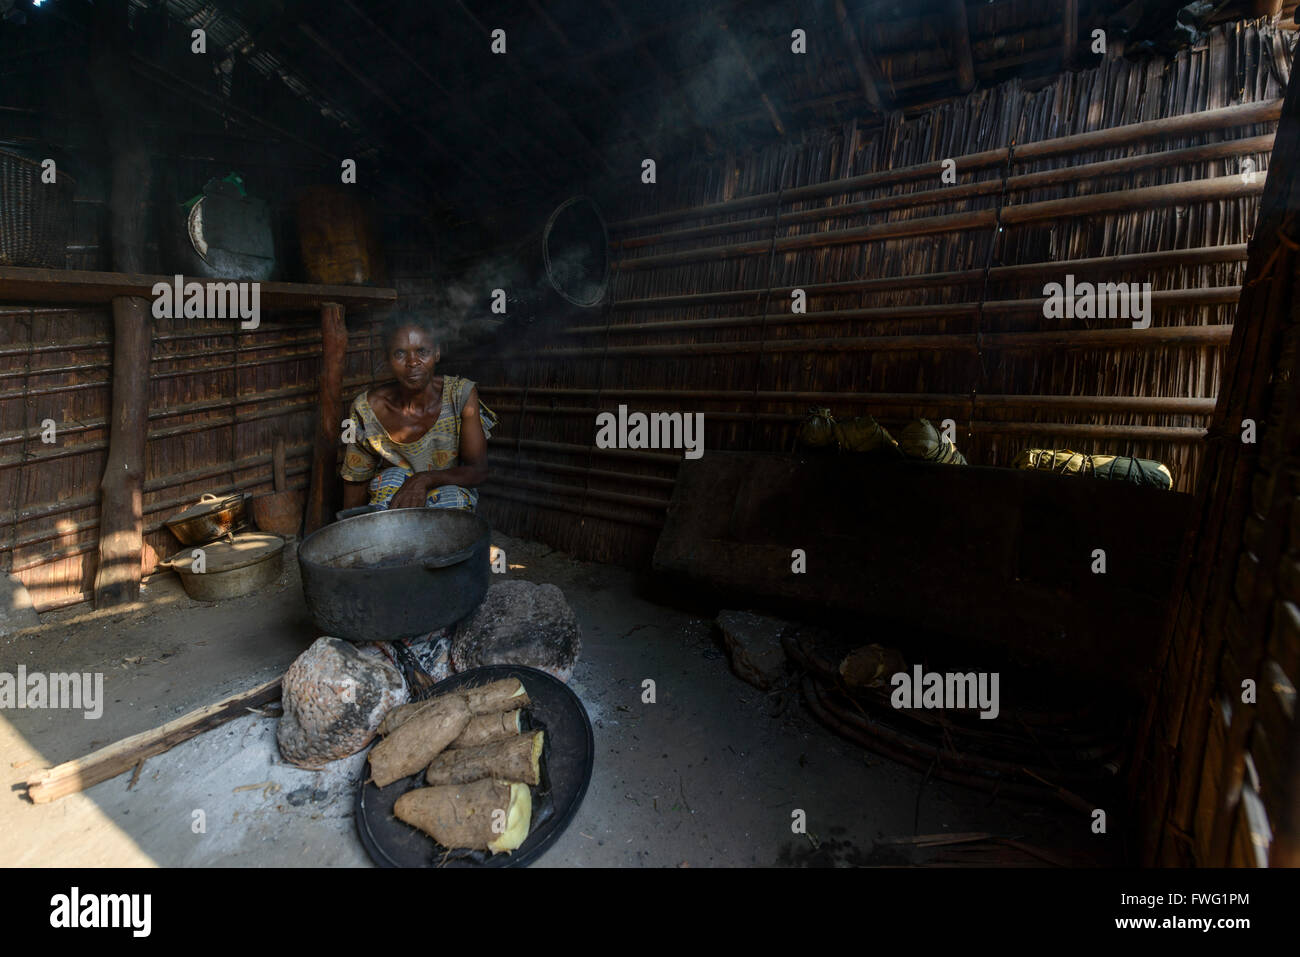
<box><xmin>0</xmin><ymin>149</ymin><xmax>76</xmax><ymax>268</ymax></box>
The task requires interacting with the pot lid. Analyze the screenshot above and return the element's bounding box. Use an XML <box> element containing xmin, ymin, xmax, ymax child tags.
<box><xmin>188</xmin><ymin>189</ymin><xmax>274</xmax><ymax>267</ymax></box>
<box><xmin>167</xmin><ymin>533</ymin><xmax>284</xmax><ymax>574</ymax></box>
<box><xmin>166</xmin><ymin>493</ymin><xmax>246</xmax><ymax>526</ymax></box>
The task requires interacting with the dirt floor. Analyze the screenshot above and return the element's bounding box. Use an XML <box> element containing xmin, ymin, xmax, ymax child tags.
<box><xmin>0</xmin><ymin>533</ymin><xmax>1092</xmax><ymax>867</ymax></box>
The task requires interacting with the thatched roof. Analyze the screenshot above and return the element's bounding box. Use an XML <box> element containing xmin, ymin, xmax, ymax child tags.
<box><xmin>6</xmin><ymin>0</ymin><xmax>1292</xmax><ymax>226</ymax></box>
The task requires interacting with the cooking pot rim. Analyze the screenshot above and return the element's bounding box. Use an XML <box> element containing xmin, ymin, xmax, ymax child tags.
<box><xmin>297</xmin><ymin>507</ymin><xmax>490</xmax><ymax>569</ymax></box>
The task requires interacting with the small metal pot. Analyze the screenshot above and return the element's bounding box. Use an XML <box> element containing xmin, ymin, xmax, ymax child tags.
<box><xmin>165</xmin><ymin>492</ymin><xmax>248</xmax><ymax>545</ymax></box>
<box><xmin>164</xmin><ymin>533</ymin><xmax>285</xmax><ymax>601</ymax></box>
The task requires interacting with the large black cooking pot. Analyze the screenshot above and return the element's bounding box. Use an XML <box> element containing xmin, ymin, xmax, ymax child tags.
<box><xmin>297</xmin><ymin>508</ymin><xmax>490</xmax><ymax>642</ymax></box>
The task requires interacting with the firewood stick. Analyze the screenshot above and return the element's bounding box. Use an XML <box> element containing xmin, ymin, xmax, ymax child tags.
<box><xmin>24</xmin><ymin>677</ymin><xmax>282</xmax><ymax>804</ymax></box>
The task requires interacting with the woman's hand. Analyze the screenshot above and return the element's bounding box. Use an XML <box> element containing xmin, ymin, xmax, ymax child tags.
<box><xmin>388</xmin><ymin>474</ymin><xmax>432</xmax><ymax>509</ymax></box>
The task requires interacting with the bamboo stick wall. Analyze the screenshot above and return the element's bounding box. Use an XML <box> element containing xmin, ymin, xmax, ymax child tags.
<box><xmin>0</xmin><ymin>307</ymin><xmax>392</xmax><ymax>611</ymax></box>
<box><xmin>1134</xmin><ymin>41</ymin><xmax>1300</xmax><ymax>866</ymax></box>
<box><xmin>0</xmin><ymin>216</ymin><xmax>427</xmax><ymax>616</ymax></box>
<box><xmin>470</xmin><ymin>20</ymin><xmax>1295</xmax><ymax>566</ymax></box>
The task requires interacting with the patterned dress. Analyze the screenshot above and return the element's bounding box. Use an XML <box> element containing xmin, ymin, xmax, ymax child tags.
<box><xmin>339</xmin><ymin>375</ymin><xmax>497</xmax><ymax>511</ymax></box>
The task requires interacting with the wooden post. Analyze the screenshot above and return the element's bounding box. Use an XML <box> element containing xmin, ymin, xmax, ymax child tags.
<box><xmin>94</xmin><ymin>293</ymin><xmax>152</xmax><ymax>607</ymax></box>
<box><xmin>91</xmin><ymin>1</ymin><xmax>153</xmax><ymax>608</ymax></box>
<box><xmin>306</xmin><ymin>302</ymin><xmax>346</xmax><ymax>533</ymax></box>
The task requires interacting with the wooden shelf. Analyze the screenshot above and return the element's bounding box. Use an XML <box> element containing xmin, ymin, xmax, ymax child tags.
<box><xmin>0</xmin><ymin>266</ymin><xmax>397</xmax><ymax>310</ymax></box>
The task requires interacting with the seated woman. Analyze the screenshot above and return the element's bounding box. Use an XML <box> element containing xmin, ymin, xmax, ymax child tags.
<box><xmin>339</xmin><ymin>316</ymin><xmax>497</xmax><ymax>513</ymax></box>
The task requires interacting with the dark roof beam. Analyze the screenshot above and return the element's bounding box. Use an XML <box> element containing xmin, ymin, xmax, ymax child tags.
<box><xmin>833</xmin><ymin>0</ymin><xmax>887</xmax><ymax>113</ymax></box>
<box><xmin>873</xmin><ymin>23</ymin><xmax>1060</xmax><ymax>58</ymax></box>
<box><xmin>336</xmin><ymin>0</ymin><xmax>542</xmax><ymax>179</ymax></box>
<box><xmin>228</xmin><ymin>0</ymin><xmax>316</xmax><ymax>59</ymax></box>
<box><xmin>948</xmin><ymin>0</ymin><xmax>976</xmax><ymax>93</ymax></box>
<box><xmin>293</xmin><ymin>21</ymin><xmax>499</xmax><ymax>197</ymax></box>
<box><xmin>451</xmin><ymin>0</ymin><xmax>615</xmax><ymax>178</ymax></box>
<box><xmin>523</xmin><ymin>0</ymin><xmax>657</xmax><ymax>161</ymax></box>
<box><xmin>716</xmin><ymin>12</ymin><xmax>786</xmax><ymax>136</ymax></box>
<box><xmin>459</xmin><ymin>0</ymin><xmax>753</xmax><ymax>101</ymax></box>
<box><xmin>1062</xmin><ymin>0</ymin><xmax>1079</xmax><ymax>69</ymax></box>
<box><xmin>596</xmin><ymin>0</ymin><xmax>718</xmax><ymax>154</ymax></box>
<box><xmin>125</xmin><ymin>54</ymin><xmax>442</xmax><ymax>216</ymax></box>
<box><xmin>598</xmin><ymin>42</ymin><xmax>1061</xmax><ymax>146</ymax></box>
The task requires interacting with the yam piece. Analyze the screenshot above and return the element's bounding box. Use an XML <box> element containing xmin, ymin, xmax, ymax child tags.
<box><xmin>426</xmin><ymin>730</ymin><xmax>544</xmax><ymax>786</ymax></box>
<box><xmin>378</xmin><ymin>700</ymin><xmax>431</xmax><ymax>736</ymax></box>
<box><xmin>449</xmin><ymin>709</ymin><xmax>523</xmax><ymax>749</ymax></box>
<box><xmin>368</xmin><ymin>694</ymin><xmax>471</xmax><ymax>787</ymax></box>
<box><xmin>395</xmin><ymin>779</ymin><xmax>532</xmax><ymax>854</ymax></box>
<box><xmin>458</xmin><ymin>677</ymin><xmax>530</xmax><ymax>715</ymax></box>
<box><xmin>380</xmin><ymin>678</ymin><xmax>528</xmax><ymax>737</ymax></box>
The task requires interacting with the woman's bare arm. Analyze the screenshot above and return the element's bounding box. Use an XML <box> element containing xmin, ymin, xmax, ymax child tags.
<box><xmin>450</xmin><ymin>386</ymin><xmax>488</xmax><ymax>486</ymax></box>
<box><xmin>342</xmin><ymin>480</ymin><xmax>370</xmax><ymax>510</ymax></box>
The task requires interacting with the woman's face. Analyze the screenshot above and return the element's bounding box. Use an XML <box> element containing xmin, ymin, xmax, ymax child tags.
<box><xmin>388</xmin><ymin>326</ymin><xmax>439</xmax><ymax>391</ymax></box>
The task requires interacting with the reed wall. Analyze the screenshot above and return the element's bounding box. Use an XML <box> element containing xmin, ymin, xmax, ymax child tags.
<box><xmin>1134</xmin><ymin>42</ymin><xmax>1300</xmax><ymax>866</ymax></box>
<box><xmin>470</xmin><ymin>20</ymin><xmax>1295</xmax><ymax>567</ymax></box>
<box><xmin>0</xmin><ymin>307</ymin><xmax>396</xmax><ymax>611</ymax></box>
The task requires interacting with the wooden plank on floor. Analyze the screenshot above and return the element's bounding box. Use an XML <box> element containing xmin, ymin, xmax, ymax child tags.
<box><xmin>23</xmin><ymin>676</ymin><xmax>282</xmax><ymax>804</ymax></box>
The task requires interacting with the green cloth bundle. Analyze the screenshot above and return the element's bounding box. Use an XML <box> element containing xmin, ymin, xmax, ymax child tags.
<box><xmin>1012</xmin><ymin>448</ymin><xmax>1173</xmax><ymax>490</ymax></box>
<box><xmin>834</xmin><ymin>415</ymin><xmax>900</xmax><ymax>455</ymax></box>
<box><xmin>898</xmin><ymin>418</ymin><xmax>967</xmax><ymax>465</ymax></box>
<box><xmin>796</xmin><ymin>408</ymin><xmax>901</xmax><ymax>456</ymax></box>
<box><xmin>797</xmin><ymin>407</ymin><xmax>839</xmax><ymax>448</ymax></box>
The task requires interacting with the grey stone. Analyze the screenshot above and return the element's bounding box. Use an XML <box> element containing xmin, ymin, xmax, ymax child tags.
<box><xmin>717</xmin><ymin>610</ymin><xmax>791</xmax><ymax>691</ymax></box>
<box><xmin>0</xmin><ymin>574</ymin><xmax>39</xmax><ymax>635</ymax></box>
<box><xmin>451</xmin><ymin>581</ymin><xmax>581</xmax><ymax>682</ymax></box>
<box><xmin>285</xmin><ymin>786</ymin><xmax>330</xmax><ymax>807</ymax></box>
<box><xmin>277</xmin><ymin>637</ymin><xmax>407</xmax><ymax>769</ymax></box>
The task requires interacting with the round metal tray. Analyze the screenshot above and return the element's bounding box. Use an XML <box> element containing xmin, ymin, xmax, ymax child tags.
<box><xmin>356</xmin><ymin>665</ymin><xmax>594</xmax><ymax>868</ymax></box>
